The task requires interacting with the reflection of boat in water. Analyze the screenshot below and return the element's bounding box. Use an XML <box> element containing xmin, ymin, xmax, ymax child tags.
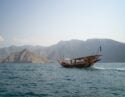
<box><xmin>58</xmin><ymin>46</ymin><xmax>102</xmax><ymax>68</ymax></box>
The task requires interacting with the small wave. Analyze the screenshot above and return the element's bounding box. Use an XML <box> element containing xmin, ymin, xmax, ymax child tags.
<box><xmin>93</xmin><ymin>67</ymin><xmax>125</xmax><ymax>71</ymax></box>
<box><xmin>25</xmin><ymin>92</ymin><xmax>49</xmax><ymax>97</ymax></box>
<box><xmin>1</xmin><ymin>92</ymin><xmax>49</xmax><ymax>97</ymax></box>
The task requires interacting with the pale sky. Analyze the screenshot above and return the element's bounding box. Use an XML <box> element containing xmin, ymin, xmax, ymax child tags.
<box><xmin>0</xmin><ymin>0</ymin><xmax>125</xmax><ymax>47</ymax></box>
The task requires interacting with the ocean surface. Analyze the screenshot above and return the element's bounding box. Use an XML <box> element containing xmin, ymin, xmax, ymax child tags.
<box><xmin>0</xmin><ymin>63</ymin><xmax>125</xmax><ymax>97</ymax></box>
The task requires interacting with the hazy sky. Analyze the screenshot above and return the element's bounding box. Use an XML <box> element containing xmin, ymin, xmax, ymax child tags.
<box><xmin>0</xmin><ymin>0</ymin><xmax>125</xmax><ymax>47</ymax></box>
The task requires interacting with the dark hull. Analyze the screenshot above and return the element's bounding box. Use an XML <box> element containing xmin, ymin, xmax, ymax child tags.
<box><xmin>59</xmin><ymin>59</ymin><xmax>100</xmax><ymax>68</ymax></box>
<box><xmin>61</xmin><ymin>63</ymin><xmax>93</xmax><ymax>68</ymax></box>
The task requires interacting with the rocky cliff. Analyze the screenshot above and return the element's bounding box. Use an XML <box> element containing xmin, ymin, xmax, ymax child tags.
<box><xmin>1</xmin><ymin>49</ymin><xmax>48</xmax><ymax>63</ymax></box>
<box><xmin>0</xmin><ymin>39</ymin><xmax>125</xmax><ymax>62</ymax></box>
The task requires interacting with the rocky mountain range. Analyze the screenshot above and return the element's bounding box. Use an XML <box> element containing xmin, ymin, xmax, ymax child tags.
<box><xmin>0</xmin><ymin>39</ymin><xmax>125</xmax><ymax>62</ymax></box>
<box><xmin>0</xmin><ymin>49</ymin><xmax>48</xmax><ymax>63</ymax></box>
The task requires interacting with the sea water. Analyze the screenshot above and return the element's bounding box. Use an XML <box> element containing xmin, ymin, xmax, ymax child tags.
<box><xmin>0</xmin><ymin>63</ymin><xmax>125</xmax><ymax>97</ymax></box>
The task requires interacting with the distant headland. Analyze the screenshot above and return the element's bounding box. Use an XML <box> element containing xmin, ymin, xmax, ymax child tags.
<box><xmin>0</xmin><ymin>39</ymin><xmax>125</xmax><ymax>63</ymax></box>
<box><xmin>0</xmin><ymin>49</ymin><xmax>48</xmax><ymax>63</ymax></box>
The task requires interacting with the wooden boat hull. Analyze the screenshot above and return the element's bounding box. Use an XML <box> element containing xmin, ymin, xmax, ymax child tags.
<box><xmin>58</xmin><ymin>55</ymin><xmax>101</xmax><ymax>68</ymax></box>
<box><xmin>60</xmin><ymin>59</ymin><xmax>100</xmax><ymax>68</ymax></box>
<box><xmin>60</xmin><ymin>63</ymin><xmax>93</xmax><ymax>68</ymax></box>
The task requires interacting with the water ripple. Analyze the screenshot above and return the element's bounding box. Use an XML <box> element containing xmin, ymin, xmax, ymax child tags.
<box><xmin>0</xmin><ymin>63</ymin><xmax>125</xmax><ymax>97</ymax></box>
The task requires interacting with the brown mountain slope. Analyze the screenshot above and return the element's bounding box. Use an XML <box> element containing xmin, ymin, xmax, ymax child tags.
<box><xmin>1</xmin><ymin>49</ymin><xmax>48</xmax><ymax>63</ymax></box>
